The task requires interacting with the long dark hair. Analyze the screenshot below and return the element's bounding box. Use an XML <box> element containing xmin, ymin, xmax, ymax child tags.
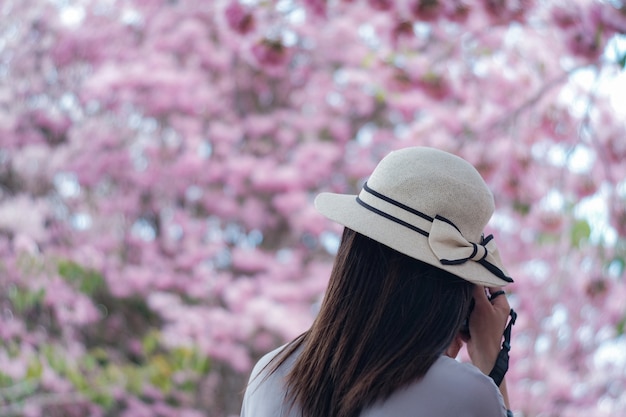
<box><xmin>269</xmin><ymin>228</ymin><xmax>474</xmax><ymax>417</ymax></box>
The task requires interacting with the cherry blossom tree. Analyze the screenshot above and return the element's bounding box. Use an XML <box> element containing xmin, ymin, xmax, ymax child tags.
<box><xmin>0</xmin><ymin>0</ymin><xmax>625</xmax><ymax>416</ymax></box>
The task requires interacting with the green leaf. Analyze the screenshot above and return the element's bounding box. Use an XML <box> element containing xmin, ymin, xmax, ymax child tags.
<box><xmin>617</xmin><ymin>316</ymin><xmax>626</xmax><ymax>336</ymax></box>
<box><xmin>171</xmin><ymin>347</ymin><xmax>193</xmax><ymax>370</ymax></box>
<box><xmin>58</xmin><ymin>260</ymin><xmax>105</xmax><ymax>295</ymax></box>
<box><xmin>149</xmin><ymin>354</ymin><xmax>173</xmax><ymax>392</ymax></box>
<box><xmin>67</xmin><ymin>368</ymin><xmax>88</xmax><ymax>391</ymax></box>
<box><xmin>26</xmin><ymin>358</ymin><xmax>43</xmax><ymax>379</ymax></box>
<box><xmin>91</xmin><ymin>347</ymin><xmax>110</xmax><ymax>367</ymax></box>
<box><xmin>513</xmin><ymin>200</ymin><xmax>531</xmax><ymax>216</ymax></box>
<box><xmin>192</xmin><ymin>353</ymin><xmax>210</xmax><ymax>375</ymax></box>
<box><xmin>43</xmin><ymin>345</ymin><xmax>67</xmax><ymax>373</ymax></box>
<box><xmin>170</xmin><ymin>347</ymin><xmax>210</xmax><ymax>374</ymax></box>
<box><xmin>0</xmin><ymin>372</ymin><xmax>13</xmax><ymax>387</ymax></box>
<box><xmin>142</xmin><ymin>330</ymin><xmax>160</xmax><ymax>356</ymax></box>
<box><xmin>571</xmin><ymin>219</ymin><xmax>591</xmax><ymax>248</ymax></box>
<box><xmin>90</xmin><ymin>391</ymin><xmax>115</xmax><ymax>409</ymax></box>
<box><xmin>123</xmin><ymin>367</ymin><xmax>143</xmax><ymax>395</ymax></box>
<box><xmin>7</xmin><ymin>286</ymin><xmax>45</xmax><ymax>313</ymax></box>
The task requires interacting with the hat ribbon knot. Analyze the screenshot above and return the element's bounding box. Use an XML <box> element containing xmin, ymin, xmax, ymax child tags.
<box><xmin>428</xmin><ymin>215</ymin><xmax>498</xmax><ymax>266</ymax></box>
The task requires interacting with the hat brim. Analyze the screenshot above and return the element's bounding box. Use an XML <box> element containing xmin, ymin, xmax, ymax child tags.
<box><xmin>315</xmin><ymin>192</ymin><xmax>510</xmax><ymax>287</ymax></box>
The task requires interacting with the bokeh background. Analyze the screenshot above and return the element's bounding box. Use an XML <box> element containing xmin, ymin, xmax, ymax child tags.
<box><xmin>1</xmin><ymin>0</ymin><xmax>626</xmax><ymax>416</ymax></box>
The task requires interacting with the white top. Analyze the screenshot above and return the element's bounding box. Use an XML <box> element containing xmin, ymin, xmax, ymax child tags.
<box><xmin>241</xmin><ymin>345</ymin><xmax>507</xmax><ymax>417</ymax></box>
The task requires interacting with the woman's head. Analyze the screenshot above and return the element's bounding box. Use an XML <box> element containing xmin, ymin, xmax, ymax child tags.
<box><xmin>282</xmin><ymin>228</ymin><xmax>474</xmax><ymax>417</ymax></box>
<box><xmin>315</xmin><ymin>147</ymin><xmax>513</xmax><ymax>287</ymax></box>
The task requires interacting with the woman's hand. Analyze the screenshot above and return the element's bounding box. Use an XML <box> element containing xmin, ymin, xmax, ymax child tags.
<box><xmin>466</xmin><ymin>285</ymin><xmax>511</xmax><ymax>375</ymax></box>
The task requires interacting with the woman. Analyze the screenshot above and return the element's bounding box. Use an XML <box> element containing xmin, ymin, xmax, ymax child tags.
<box><xmin>241</xmin><ymin>147</ymin><xmax>516</xmax><ymax>417</ymax></box>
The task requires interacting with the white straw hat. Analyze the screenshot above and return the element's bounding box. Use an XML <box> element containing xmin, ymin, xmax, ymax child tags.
<box><xmin>315</xmin><ymin>147</ymin><xmax>512</xmax><ymax>287</ymax></box>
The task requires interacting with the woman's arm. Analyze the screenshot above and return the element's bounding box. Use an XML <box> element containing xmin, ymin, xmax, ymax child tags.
<box><xmin>466</xmin><ymin>286</ymin><xmax>513</xmax><ymax>411</ymax></box>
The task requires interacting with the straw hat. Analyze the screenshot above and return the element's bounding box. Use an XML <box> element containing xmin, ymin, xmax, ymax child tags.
<box><xmin>315</xmin><ymin>147</ymin><xmax>512</xmax><ymax>287</ymax></box>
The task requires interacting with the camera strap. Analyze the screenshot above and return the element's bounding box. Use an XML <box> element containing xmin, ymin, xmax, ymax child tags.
<box><xmin>488</xmin><ymin>308</ymin><xmax>517</xmax><ymax>387</ymax></box>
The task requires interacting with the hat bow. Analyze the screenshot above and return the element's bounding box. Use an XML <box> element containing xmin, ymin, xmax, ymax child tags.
<box><xmin>428</xmin><ymin>215</ymin><xmax>499</xmax><ymax>267</ymax></box>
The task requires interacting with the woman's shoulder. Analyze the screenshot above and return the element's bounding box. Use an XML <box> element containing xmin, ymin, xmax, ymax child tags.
<box><xmin>248</xmin><ymin>343</ymin><xmax>297</xmax><ymax>381</ymax></box>
<box><xmin>362</xmin><ymin>356</ymin><xmax>506</xmax><ymax>417</ymax></box>
<box><xmin>250</xmin><ymin>345</ymin><xmax>286</xmax><ymax>375</ymax></box>
<box><xmin>431</xmin><ymin>355</ymin><xmax>498</xmax><ymax>386</ymax></box>
<box><xmin>241</xmin><ymin>344</ymin><xmax>301</xmax><ymax>417</ymax></box>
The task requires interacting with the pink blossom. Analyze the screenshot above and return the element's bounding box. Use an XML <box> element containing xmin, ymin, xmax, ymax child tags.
<box><xmin>596</xmin><ymin>2</ymin><xmax>626</xmax><ymax>33</ymax></box>
<box><xmin>272</xmin><ymin>191</ymin><xmax>307</xmax><ymax>217</ymax></box>
<box><xmin>551</xmin><ymin>5</ymin><xmax>580</xmax><ymax>29</ymax></box>
<box><xmin>231</xmin><ymin>247</ymin><xmax>272</xmax><ymax>274</ymax></box>
<box><xmin>0</xmin><ymin>350</ymin><xmax>27</xmax><ymax>379</ymax></box>
<box><xmin>251</xmin><ymin>163</ymin><xmax>300</xmax><ymax>192</ymax></box>
<box><xmin>0</xmin><ymin>196</ymin><xmax>48</xmax><ymax>241</ymax></box>
<box><xmin>225</xmin><ymin>1</ymin><xmax>255</xmax><ymax>34</ymax></box>
<box><xmin>368</xmin><ymin>0</ymin><xmax>393</xmax><ymax>11</ymax></box>
<box><xmin>245</xmin><ymin>113</ymin><xmax>277</xmax><ymax>138</ymax></box>
<box><xmin>251</xmin><ymin>39</ymin><xmax>290</xmax><ymax>69</ymax></box>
